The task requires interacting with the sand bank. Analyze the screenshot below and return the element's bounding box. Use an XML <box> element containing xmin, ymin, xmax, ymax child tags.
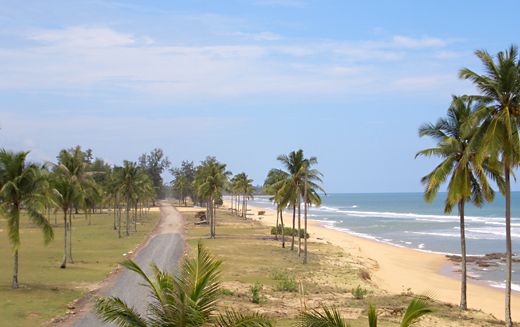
<box><xmin>223</xmin><ymin>199</ymin><xmax>519</xmax><ymax>320</ymax></box>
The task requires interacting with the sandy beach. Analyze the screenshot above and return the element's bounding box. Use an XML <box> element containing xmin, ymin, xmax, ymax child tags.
<box><xmin>223</xmin><ymin>199</ymin><xmax>520</xmax><ymax>320</ymax></box>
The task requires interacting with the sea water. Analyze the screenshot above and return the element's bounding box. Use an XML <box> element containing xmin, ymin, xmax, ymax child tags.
<box><xmin>246</xmin><ymin>192</ymin><xmax>520</xmax><ymax>291</ymax></box>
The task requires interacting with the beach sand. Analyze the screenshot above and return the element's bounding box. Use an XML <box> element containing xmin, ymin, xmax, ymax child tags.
<box><xmin>223</xmin><ymin>199</ymin><xmax>520</xmax><ymax>320</ymax></box>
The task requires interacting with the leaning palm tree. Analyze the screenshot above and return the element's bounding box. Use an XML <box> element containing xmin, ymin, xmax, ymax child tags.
<box><xmin>459</xmin><ymin>44</ymin><xmax>520</xmax><ymax>326</ymax></box>
<box><xmin>416</xmin><ymin>95</ymin><xmax>504</xmax><ymax>309</ymax></box>
<box><xmin>262</xmin><ymin>169</ymin><xmax>290</xmax><ymax>245</ymax></box>
<box><xmin>0</xmin><ymin>149</ymin><xmax>54</xmax><ymax>288</ymax></box>
<box><xmin>94</xmin><ymin>242</ymin><xmax>273</xmax><ymax>327</ymax></box>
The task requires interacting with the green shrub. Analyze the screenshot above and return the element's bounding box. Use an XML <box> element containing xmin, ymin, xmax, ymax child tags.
<box><xmin>276</xmin><ymin>276</ymin><xmax>298</xmax><ymax>292</ymax></box>
<box><xmin>270</xmin><ymin>224</ymin><xmax>309</xmax><ymax>239</ymax></box>
<box><xmin>352</xmin><ymin>285</ymin><xmax>367</xmax><ymax>299</ymax></box>
<box><xmin>220</xmin><ymin>288</ymin><xmax>234</xmax><ymax>296</ymax></box>
<box><xmin>247</xmin><ymin>281</ymin><xmax>265</xmax><ymax>304</ymax></box>
<box><xmin>271</xmin><ymin>269</ymin><xmax>286</xmax><ymax>280</ymax></box>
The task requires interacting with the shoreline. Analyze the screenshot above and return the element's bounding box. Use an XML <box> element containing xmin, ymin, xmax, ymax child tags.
<box><xmin>224</xmin><ymin>199</ymin><xmax>520</xmax><ymax>320</ymax></box>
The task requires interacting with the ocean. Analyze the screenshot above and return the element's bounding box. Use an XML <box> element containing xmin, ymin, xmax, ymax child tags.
<box><xmin>245</xmin><ymin>192</ymin><xmax>520</xmax><ymax>292</ymax></box>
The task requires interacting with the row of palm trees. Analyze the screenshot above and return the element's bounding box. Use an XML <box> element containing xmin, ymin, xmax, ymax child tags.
<box><xmin>0</xmin><ymin>146</ymin><xmax>157</xmax><ymax>288</ymax></box>
<box><xmin>417</xmin><ymin>44</ymin><xmax>520</xmax><ymax>326</ymax></box>
<box><xmin>262</xmin><ymin>149</ymin><xmax>325</xmax><ymax>264</ymax></box>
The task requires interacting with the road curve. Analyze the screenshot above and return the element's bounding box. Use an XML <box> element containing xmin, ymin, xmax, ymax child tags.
<box><xmin>73</xmin><ymin>202</ymin><xmax>185</xmax><ymax>327</ymax></box>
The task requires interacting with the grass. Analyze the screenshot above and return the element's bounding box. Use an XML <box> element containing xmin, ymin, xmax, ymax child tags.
<box><xmin>182</xmin><ymin>204</ymin><xmax>508</xmax><ymax>327</ymax></box>
<box><xmin>0</xmin><ymin>208</ymin><xmax>161</xmax><ymax>327</ymax></box>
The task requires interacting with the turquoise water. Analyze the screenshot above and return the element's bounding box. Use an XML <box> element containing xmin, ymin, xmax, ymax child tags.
<box><xmin>246</xmin><ymin>192</ymin><xmax>520</xmax><ymax>291</ymax></box>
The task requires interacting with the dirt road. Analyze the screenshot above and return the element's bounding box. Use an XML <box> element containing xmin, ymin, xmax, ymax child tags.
<box><xmin>70</xmin><ymin>202</ymin><xmax>185</xmax><ymax>327</ymax></box>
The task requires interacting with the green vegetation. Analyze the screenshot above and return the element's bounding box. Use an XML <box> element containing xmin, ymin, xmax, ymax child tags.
<box><xmin>416</xmin><ymin>96</ymin><xmax>503</xmax><ymax>310</ymax></box>
<box><xmin>247</xmin><ymin>281</ymin><xmax>265</xmax><ymax>304</ymax></box>
<box><xmin>94</xmin><ymin>243</ymin><xmax>273</xmax><ymax>327</ymax></box>
<box><xmin>271</xmin><ymin>224</ymin><xmax>309</xmax><ymax>239</ymax></box>
<box><xmin>0</xmin><ymin>209</ymin><xmax>160</xmax><ymax>326</ymax></box>
<box><xmin>263</xmin><ymin>149</ymin><xmax>325</xmax><ymax>263</ymax></box>
<box><xmin>351</xmin><ymin>285</ymin><xmax>367</xmax><ymax>299</ymax></box>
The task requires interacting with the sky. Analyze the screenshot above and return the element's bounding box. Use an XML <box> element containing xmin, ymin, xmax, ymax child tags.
<box><xmin>1</xmin><ymin>0</ymin><xmax>519</xmax><ymax>193</ymax></box>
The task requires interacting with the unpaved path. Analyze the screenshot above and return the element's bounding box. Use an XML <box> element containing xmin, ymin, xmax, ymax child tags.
<box><xmin>59</xmin><ymin>202</ymin><xmax>185</xmax><ymax>327</ymax></box>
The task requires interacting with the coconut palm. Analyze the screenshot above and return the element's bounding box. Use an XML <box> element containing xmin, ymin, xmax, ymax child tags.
<box><xmin>51</xmin><ymin>172</ymin><xmax>81</xmax><ymax>268</ymax></box>
<box><xmin>272</xmin><ymin>150</ymin><xmax>325</xmax><ymax>253</ymax></box>
<box><xmin>459</xmin><ymin>45</ymin><xmax>520</xmax><ymax>325</ymax></box>
<box><xmin>262</xmin><ymin>169</ymin><xmax>290</xmax><ymax>245</ymax></box>
<box><xmin>416</xmin><ymin>95</ymin><xmax>504</xmax><ymax>309</ymax></box>
<box><xmin>0</xmin><ymin>149</ymin><xmax>54</xmax><ymax>288</ymax></box>
<box><xmin>114</xmin><ymin>161</ymin><xmax>146</xmax><ymax>236</ymax></box>
<box><xmin>173</xmin><ymin>175</ymin><xmax>189</xmax><ymax>206</ymax></box>
<box><xmin>195</xmin><ymin>157</ymin><xmax>231</xmax><ymax>238</ymax></box>
<box><xmin>234</xmin><ymin>172</ymin><xmax>254</xmax><ymax>219</ymax></box>
<box><xmin>94</xmin><ymin>242</ymin><xmax>273</xmax><ymax>327</ymax></box>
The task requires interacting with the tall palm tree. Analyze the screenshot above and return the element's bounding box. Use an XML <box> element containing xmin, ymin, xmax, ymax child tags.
<box><xmin>273</xmin><ymin>150</ymin><xmax>325</xmax><ymax>253</ymax></box>
<box><xmin>416</xmin><ymin>95</ymin><xmax>504</xmax><ymax>310</ymax></box>
<box><xmin>263</xmin><ymin>169</ymin><xmax>290</xmax><ymax>245</ymax></box>
<box><xmin>173</xmin><ymin>175</ymin><xmax>189</xmax><ymax>206</ymax></box>
<box><xmin>459</xmin><ymin>44</ymin><xmax>520</xmax><ymax>325</ymax></box>
<box><xmin>0</xmin><ymin>149</ymin><xmax>54</xmax><ymax>287</ymax></box>
<box><xmin>115</xmin><ymin>161</ymin><xmax>146</xmax><ymax>236</ymax></box>
<box><xmin>196</xmin><ymin>157</ymin><xmax>231</xmax><ymax>238</ymax></box>
<box><xmin>51</xmin><ymin>172</ymin><xmax>81</xmax><ymax>268</ymax></box>
<box><xmin>94</xmin><ymin>242</ymin><xmax>273</xmax><ymax>327</ymax></box>
<box><xmin>234</xmin><ymin>172</ymin><xmax>254</xmax><ymax>219</ymax></box>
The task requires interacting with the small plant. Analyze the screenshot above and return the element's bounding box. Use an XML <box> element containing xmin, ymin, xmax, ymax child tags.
<box><xmin>276</xmin><ymin>276</ymin><xmax>298</xmax><ymax>292</ymax></box>
<box><xmin>247</xmin><ymin>281</ymin><xmax>265</xmax><ymax>304</ymax></box>
<box><xmin>271</xmin><ymin>269</ymin><xmax>286</xmax><ymax>280</ymax></box>
<box><xmin>352</xmin><ymin>285</ymin><xmax>367</xmax><ymax>299</ymax></box>
<box><xmin>220</xmin><ymin>288</ymin><xmax>234</xmax><ymax>296</ymax></box>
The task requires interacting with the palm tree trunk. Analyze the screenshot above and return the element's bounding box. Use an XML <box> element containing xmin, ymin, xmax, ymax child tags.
<box><xmin>298</xmin><ymin>187</ymin><xmax>301</xmax><ymax>256</ymax></box>
<box><xmin>113</xmin><ymin>200</ymin><xmax>117</xmax><ymax>230</ymax></box>
<box><xmin>134</xmin><ymin>203</ymin><xmax>137</xmax><ymax>232</ymax></box>
<box><xmin>68</xmin><ymin>209</ymin><xmax>73</xmax><ymax>263</ymax></box>
<box><xmin>60</xmin><ymin>209</ymin><xmax>67</xmax><ymax>268</ymax></box>
<box><xmin>118</xmin><ymin>192</ymin><xmax>122</xmax><ymax>239</ymax></box>
<box><xmin>126</xmin><ymin>192</ymin><xmax>130</xmax><ymax>236</ymax></box>
<box><xmin>458</xmin><ymin>199</ymin><xmax>467</xmax><ymax>310</ymax></box>
<box><xmin>505</xmin><ymin>166</ymin><xmax>512</xmax><ymax>327</ymax></box>
<box><xmin>304</xmin><ymin>170</ymin><xmax>308</xmax><ymax>264</ymax></box>
<box><xmin>280</xmin><ymin>208</ymin><xmax>285</xmax><ymax>248</ymax></box>
<box><xmin>275</xmin><ymin>210</ymin><xmax>279</xmax><ymax>240</ymax></box>
<box><xmin>12</xmin><ymin>249</ymin><xmax>19</xmax><ymax>288</ymax></box>
<box><xmin>291</xmin><ymin>205</ymin><xmax>296</xmax><ymax>251</ymax></box>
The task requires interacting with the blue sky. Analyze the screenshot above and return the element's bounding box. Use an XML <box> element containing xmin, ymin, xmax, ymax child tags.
<box><xmin>1</xmin><ymin>0</ymin><xmax>519</xmax><ymax>193</ymax></box>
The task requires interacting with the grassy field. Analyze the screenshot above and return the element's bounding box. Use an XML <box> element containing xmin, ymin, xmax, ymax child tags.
<box><xmin>181</xmin><ymin>204</ymin><xmax>505</xmax><ymax>327</ymax></box>
<box><xmin>0</xmin><ymin>208</ymin><xmax>161</xmax><ymax>327</ymax></box>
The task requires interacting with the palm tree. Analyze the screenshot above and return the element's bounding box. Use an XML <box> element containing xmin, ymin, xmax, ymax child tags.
<box><xmin>94</xmin><ymin>242</ymin><xmax>273</xmax><ymax>327</ymax></box>
<box><xmin>272</xmin><ymin>150</ymin><xmax>325</xmax><ymax>254</ymax></box>
<box><xmin>173</xmin><ymin>175</ymin><xmax>189</xmax><ymax>206</ymax></box>
<box><xmin>416</xmin><ymin>95</ymin><xmax>504</xmax><ymax>309</ymax></box>
<box><xmin>196</xmin><ymin>157</ymin><xmax>231</xmax><ymax>238</ymax></box>
<box><xmin>0</xmin><ymin>149</ymin><xmax>54</xmax><ymax>287</ymax></box>
<box><xmin>459</xmin><ymin>44</ymin><xmax>520</xmax><ymax>325</ymax></box>
<box><xmin>263</xmin><ymin>169</ymin><xmax>289</xmax><ymax>245</ymax></box>
<box><xmin>51</xmin><ymin>172</ymin><xmax>81</xmax><ymax>268</ymax></box>
<box><xmin>234</xmin><ymin>172</ymin><xmax>254</xmax><ymax>219</ymax></box>
<box><xmin>115</xmin><ymin>161</ymin><xmax>146</xmax><ymax>236</ymax></box>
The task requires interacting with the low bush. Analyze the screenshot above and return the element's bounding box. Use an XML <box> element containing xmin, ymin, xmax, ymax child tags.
<box><xmin>270</xmin><ymin>224</ymin><xmax>309</xmax><ymax>239</ymax></box>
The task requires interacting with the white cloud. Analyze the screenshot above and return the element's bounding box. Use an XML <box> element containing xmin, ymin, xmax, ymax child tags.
<box><xmin>0</xmin><ymin>26</ymin><xmax>470</xmax><ymax>104</ymax></box>
<box><xmin>29</xmin><ymin>26</ymin><xmax>136</xmax><ymax>48</ymax></box>
<box><xmin>392</xmin><ymin>35</ymin><xmax>447</xmax><ymax>49</ymax></box>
